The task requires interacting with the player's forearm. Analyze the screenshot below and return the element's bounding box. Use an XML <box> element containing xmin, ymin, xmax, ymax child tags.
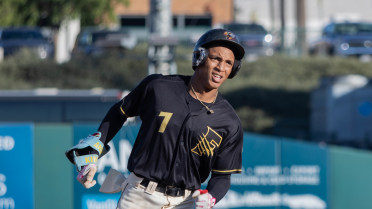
<box><xmin>98</xmin><ymin>101</ymin><xmax>127</xmax><ymax>144</ymax></box>
<box><xmin>206</xmin><ymin>173</ymin><xmax>231</xmax><ymax>203</ymax></box>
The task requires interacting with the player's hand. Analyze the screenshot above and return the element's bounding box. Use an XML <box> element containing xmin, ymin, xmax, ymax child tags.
<box><xmin>192</xmin><ymin>189</ymin><xmax>216</xmax><ymax>209</ymax></box>
<box><xmin>77</xmin><ymin>164</ymin><xmax>97</xmax><ymax>189</ymax></box>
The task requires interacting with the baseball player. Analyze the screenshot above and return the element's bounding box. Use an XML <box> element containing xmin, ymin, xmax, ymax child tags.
<box><xmin>66</xmin><ymin>28</ymin><xmax>245</xmax><ymax>209</ymax></box>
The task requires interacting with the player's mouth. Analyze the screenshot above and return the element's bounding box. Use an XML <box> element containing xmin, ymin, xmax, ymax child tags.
<box><xmin>212</xmin><ymin>73</ymin><xmax>222</xmax><ymax>83</ymax></box>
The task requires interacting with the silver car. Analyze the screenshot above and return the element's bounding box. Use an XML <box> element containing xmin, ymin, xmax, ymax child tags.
<box><xmin>221</xmin><ymin>23</ymin><xmax>277</xmax><ymax>57</ymax></box>
<box><xmin>309</xmin><ymin>22</ymin><xmax>372</xmax><ymax>57</ymax></box>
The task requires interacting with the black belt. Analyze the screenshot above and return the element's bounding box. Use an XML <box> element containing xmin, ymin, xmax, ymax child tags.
<box><xmin>140</xmin><ymin>179</ymin><xmax>186</xmax><ymax>197</ymax></box>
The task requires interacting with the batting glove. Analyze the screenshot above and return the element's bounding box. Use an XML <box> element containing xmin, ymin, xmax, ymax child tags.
<box><xmin>77</xmin><ymin>164</ymin><xmax>97</xmax><ymax>189</ymax></box>
<box><xmin>192</xmin><ymin>189</ymin><xmax>216</xmax><ymax>209</ymax></box>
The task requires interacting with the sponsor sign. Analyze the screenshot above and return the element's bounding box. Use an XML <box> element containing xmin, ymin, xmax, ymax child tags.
<box><xmin>81</xmin><ymin>194</ymin><xmax>120</xmax><ymax>209</ymax></box>
<box><xmin>216</xmin><ymin>133</ymin><xmax>328</xmax><ymax>209</ymax></box>
<box><xmin>0</xmin><ymin>124</ymin><xmax>34</xmax><ymax>209</ymax></box>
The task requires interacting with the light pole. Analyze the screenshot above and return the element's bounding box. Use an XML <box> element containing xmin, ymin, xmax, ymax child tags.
<box><xmin>148</xmin><ymin>0</ymin><xmax>178</xmax><ymax>75</ymax></box>
<box><xmin>296</xmin><ymin>0</ymin><xmax>307</xmax><ymax>56</ymax></box>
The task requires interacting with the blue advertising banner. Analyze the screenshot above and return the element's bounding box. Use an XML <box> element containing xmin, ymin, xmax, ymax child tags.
<box><xmin>216</xmin><ymin>133</ymin><xmax>278</xmax><ymax>209</ymax></box>
<box><xmin>280</xmin><ymin>140</ymin><xmax>328</xmax><ymax>209</ymax></box>
<box><xmin>0</xmin><ymin>124</ymin><xmax>34</xmax><ymax>209</ymax></box>
<box><xmin>215</xmin><ymin>133</ymin><xmax>328</xmax><ymax>209</ymax></box>
<box><xmin>81</xmin><ymin>194</ymin><xmax>120</xmax><ymax>209</ymax></box>
<box><xmin>73</xmin><ymin>122</ymin><xmax>140</xmax><ymax>209</ymax></box>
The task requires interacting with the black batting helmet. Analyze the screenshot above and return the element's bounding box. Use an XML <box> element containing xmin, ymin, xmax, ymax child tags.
<box><xmin>192</xmin><ymin>28</ymin><xmax>245</xmax><ymax>78</ymax></box>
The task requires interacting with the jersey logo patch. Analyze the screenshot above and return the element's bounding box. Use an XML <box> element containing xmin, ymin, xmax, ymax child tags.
<box><xmin>191</xmin><ymin>126</ymin><xmax>222</xmax><ymax>157</ymax></box>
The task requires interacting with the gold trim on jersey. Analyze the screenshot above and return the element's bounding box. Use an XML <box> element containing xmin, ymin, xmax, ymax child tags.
<box><xmin>212</xmin><ymin>169</ymin><xmax>242</xmax><ymax>173</ymax></box>
<box><xmin>191</xmin><ymin>126</ymin><xmax>222</xmax><ymax>157</ymax></box>
<box><xmin>120</xmin><ymin>100</ymin><xmax>130</xmax><ymax>117</ymax></box>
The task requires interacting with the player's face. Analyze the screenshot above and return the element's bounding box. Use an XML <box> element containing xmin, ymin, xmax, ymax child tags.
<box><xmin>196</xmin><ymin>46</ymin><xmax>235</xmax><ymax>91</ymax></box>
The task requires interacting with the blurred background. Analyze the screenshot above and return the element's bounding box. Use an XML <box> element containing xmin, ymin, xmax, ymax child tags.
<box><xmin>2</xmin><ymin>0</ymin><xmax>372</xmax><ymax>209</ymax></box>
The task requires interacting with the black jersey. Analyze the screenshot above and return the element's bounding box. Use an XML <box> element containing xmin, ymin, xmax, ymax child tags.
<box><xmin>119</xmin><ymin>74</ymin><xmax>243</xmax><ymax>190</ymax></box>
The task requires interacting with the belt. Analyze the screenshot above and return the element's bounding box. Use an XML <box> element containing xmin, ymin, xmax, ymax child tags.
<box><xmin>140</xmin><ymin>179</ymin><xmax>186</xmax><ymax>197</ymax></box>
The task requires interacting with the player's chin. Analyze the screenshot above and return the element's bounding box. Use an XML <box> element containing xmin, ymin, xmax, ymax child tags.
<box><xmin>208</xmin><ymin>81</ymin><xmax>223</xmax><ymax>90</ymax></box>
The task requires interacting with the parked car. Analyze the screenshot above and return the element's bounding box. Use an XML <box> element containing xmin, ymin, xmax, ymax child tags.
<box><xmin>220</xmin><ymin>23</ymin><xmax>277</xmax><ymax>57</ymax></box>
<box><xmin>309</xmin><ymin>21</ymin><xmax>372</xmax><ymax>57</ymax></box>
<box><xmin>0</xmin><ymin>27</ymin><xmax>54</xmax><ymax>59</ymax></box>
<box><xmin>72</xmin><ymin>28</ymin><xmax>138</xmax><ymax>56</ymax></box>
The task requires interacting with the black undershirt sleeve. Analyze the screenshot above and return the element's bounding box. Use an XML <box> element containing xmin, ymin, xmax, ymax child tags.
<box><xmin>97</xmin><ymin>101</ymin><xmax>127</xmax><ymax>144</ymax></box>
<box><xmin>206</xmin><ymin>173</ymin><xmax>231</xmax><ymax>203</ymax></box>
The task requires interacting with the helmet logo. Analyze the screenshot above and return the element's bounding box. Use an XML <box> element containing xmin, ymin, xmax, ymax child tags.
<box><xmin>224</xmin><ymin>31</ymin><xmax>235</xmax><ymax>40</ymax></box>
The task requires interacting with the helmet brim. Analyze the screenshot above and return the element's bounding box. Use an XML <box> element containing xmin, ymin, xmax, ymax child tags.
<box><xmin>202</xmin><ymin>40</ymin><xmax>245</xmax><ymax>60</ymax></box>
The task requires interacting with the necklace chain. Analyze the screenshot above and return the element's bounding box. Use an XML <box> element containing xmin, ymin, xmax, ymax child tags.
<box><xmin>190</xmin><ymin>85</ymin><xmax>217</xmax><ymax>114</ymax></box>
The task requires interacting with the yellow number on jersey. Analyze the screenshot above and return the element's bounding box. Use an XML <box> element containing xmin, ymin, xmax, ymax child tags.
<box><xmin>158</xmin><ymin>111</ymin><xmax>173</xmax><ymax>133</ymax></box>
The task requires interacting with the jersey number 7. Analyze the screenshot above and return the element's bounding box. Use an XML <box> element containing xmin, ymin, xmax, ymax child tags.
<box><xmin>158</xmin><ymin>111</ymin><xmax>173</xmax><ymax>133</ymax></box>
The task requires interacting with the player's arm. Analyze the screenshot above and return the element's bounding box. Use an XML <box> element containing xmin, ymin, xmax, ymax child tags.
<box><xmin>206</xmin><ymin>173</ymin><xmax>231</xmax><ymax>203</ymax></box>
<box><xmin>65</xmin><ymin>74</ymin><xmax>160</xmax><ymax>188</ymax></box>
<box><xmin>195</xmin><ymin>119</ymin><xmax>243</xmax><ymax>206</ymax></box>
<box><xmin>98</xmin><ymin>73</ymin><xmax>162</xmax><ymax>144</ymax></box>
<box><xmin>97</xmin><ymin>101</ymin><xmax>127</xmax><ymax>144</ymax></box>
<box><xmin>65</xmin><ymin>101</ymin><xmax>127</xmax><ymax>188</ymax></box>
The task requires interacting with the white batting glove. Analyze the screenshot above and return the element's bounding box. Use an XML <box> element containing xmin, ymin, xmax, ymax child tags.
<box><xmin>77</xmin><ymin>164</ymin><xmax>97</xmax><ymax>189</ymax></box>
<box><xmin>192</xmin><ymin>189</ymin><xmax>216</xmax><ymax>209</ymax></box>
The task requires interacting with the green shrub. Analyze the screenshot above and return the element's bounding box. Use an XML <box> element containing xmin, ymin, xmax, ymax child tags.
<box><xmin>0</xmin><ymin>49</ymin><xmax>148</xmax><ymax>90</ymax></box>
<box><xmin>2</xmin><ymin>47</ymin><xmax>372</xmax><ymax>139</ymax></box>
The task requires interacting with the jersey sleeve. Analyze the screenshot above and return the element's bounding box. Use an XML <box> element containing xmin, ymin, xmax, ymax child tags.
<box><xmin>212</xmin><ymin>123</ymin><xmax>243</xmax><ymax>174</ymax></box>
<box><xmin>120</xmin><ymin>74</ymin><xmax>162</xmax><ymax>117</ymax></box>
<box><xmin>206</xmin><ymin>173</ymin><xmax>231</xmax><ymax>203</ymax></box>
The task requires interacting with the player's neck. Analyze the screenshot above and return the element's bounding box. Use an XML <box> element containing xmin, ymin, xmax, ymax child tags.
<box><xmin>189</xmin><ymin>79</ymin><xmax>218</xmax><ymax>103</ymax></box>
